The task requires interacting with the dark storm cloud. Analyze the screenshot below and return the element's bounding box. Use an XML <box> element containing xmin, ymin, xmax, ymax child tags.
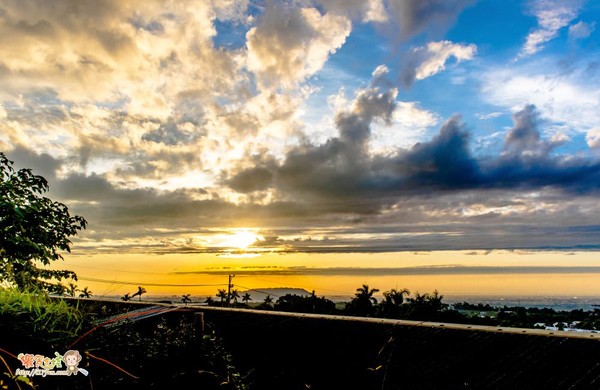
<box><xmin>52</xmin><ymin>173</ymin><xmax>231</xmax><ymax>227</ymax></box>
<box><xmin>209</xmin><ymin>100</ymin><xmax>600</xmax><ymax>252</ymax></box>
<box><xmin>232</xmin><ymin>66</ymin><xmax>398</xmax><ymax>204</ymax></box>
<box><xmin>6</xmin><ymin>140</ymin><xmax>600</xmax><ymax>254</ymax></box>
<box><xmin>7</xmin><ymin>146</ymin><xmax>62</xmax><ymax>182</ymax></box>
<box><xmin>500</xmin><ymin>104</ymin><xmax>567</xmax><ymax>158</ymax></box>
<box><xmin>226</xmin><ymin>166</ymin><xmax>274</xmax><ymax>193</ymax></box>
<box><xmin>398</xmin><ymin>114</ymin><xmax>480</xmax><ymax>189</ymax></box>
<box><xmin>223</xmin><ymin>67</ymin><xmax>397</xmax><ymax>215</ymax></box>
<box><xmin>481</xmin><ymin>105</ymin><xmax>600</xmax><ymax>192</ymax></box>
<box><xmin>6</xmin><ymin>101</ymin><xmax>600</xmax><ymax>254</ymax></box>
<box><xmin>224</xmin><ymin>104</ymin><xmax>600</xmax><ymax>203</ymax></box>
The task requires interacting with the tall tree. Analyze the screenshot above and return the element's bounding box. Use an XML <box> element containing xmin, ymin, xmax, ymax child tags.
<box><xmin>274</xmin><ymin>293</ymin><xmax>337</xmax><ymax>314</ymax></box>
<box><xmin>241</xmin><ymin>292</ymin><xmax>252</xmax><ymax>305</ymax></box>
<box><xmin>383</xmin><ymin>288</ymin><xmax>410</xmax><ymax>306</ymax></box>
<box><xmin>256</xmin><ymin>294</ymin><xmax>274</xmax><ymax>310</ymax></box>
<box><xmin>131</xmin><ymin>286</ymin><xmax>147</xmax><ymax>301</ymax></box>
<box><xmin>0</xmin><ymin>153</ymin><xmax>87</xmax><ymax>294</ymax></box>
<box><xmin>230</xmin><ymin>289</ymin><xmax>240</xmax><ymax>304</ymax></box>
<box><xmin>79</xmin><ymin>287</ymin><xmax>92</xmax><ymax>299</ymax></box>
<box><xmin>380</xmin><ymin>288</ymin><xmax>411</xmax><ymax>318</ymax></box>
<box><xmin>216</xmin><ymin>289</ymin><xmax>227</xmax><ymax>304</ymax></box>
<box><xmin>346</xmin><ymin>284</ymin><xmax>380</xmax><ymax>317</ymax></box>
<box><xmin>404</xmin><ymin>290</ymin><xmax>447</xmax><ymax>321</ymax></box>
<box><xmin>66</xmin><ymin>283</ymin><xmax>78</xmax><ymax>297</ymax></box>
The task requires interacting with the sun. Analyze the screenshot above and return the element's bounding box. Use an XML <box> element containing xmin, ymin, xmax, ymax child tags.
<box><xmin>221</xmin><ymin>229</ymin><xmax>262</xmax><ymax>250</ymax></box>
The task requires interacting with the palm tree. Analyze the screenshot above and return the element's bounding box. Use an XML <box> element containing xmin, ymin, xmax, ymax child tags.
<box><xmin>383</xmin><ymin>288</ymin><xmax>410</xmax><ymax>306</ymax></box>
<box><xmin>242</xmin><ymin>292</ymin><xmax>252</xmax><ymax>305</ymax></box>
<box><xmin>79</xmin><ymin>287</ymin><xmax>93</xmax><ymax>299</ymax></box>
<box><xmin>355</xmin><ymin>284</ymin><xmax>380</xmax><ymax>305</ymax></box>
<box><xmin>204</xmin><ymin>296</ymin><xmax>215</xmax><ymax>305</ymax></box>
<box><xmin>216</xmin><ymin>289</ymin><xmax>227</xmax><ymax>304</ymax></box>
<box><xmin>404</xmin><ymin>290</ymin><xmax>446</xmax><ymax>320</ymax></box>
<box><xmin>131</xmin><ymin>286</ymin><xmax>147</xmax><ymax>302</ymax></box>
<box><xmin>380</xmin><ymin>288</ymin><xmax>410</xmax><ymax>318</ymax></box>
<box><xmin>347</xmin><ymin>284</ymin><xmax>380</xmax><ymax>317</ymax></box>
<box><xmin>67</xmin><ymin>283</ymin><xmax>78</xmax><ymax>297</ymax></box>
<box><xmin>230</xmin><ymin>289</ymin><xmax>240</xmax><ymax>304</ymax></box>
<box><xmin>181</xmin><ymin>294</ymin><xmax>192</xmax><ymax>305</ymax></box>
<box><xmin>264</xmin><ymin>295</ymin><xmax>273</xmax><ymax>305</ymax></box>
<box><xmin>121</xmin><ymin>293</ymin><xmax>132</xmax><ymax>301</ymax></box>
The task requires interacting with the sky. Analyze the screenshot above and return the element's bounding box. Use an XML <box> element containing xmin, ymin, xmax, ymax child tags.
<box><xmin>2</xmin><ymin>0</ymin><xmax>600</xmax><ymax>297</ymax></box>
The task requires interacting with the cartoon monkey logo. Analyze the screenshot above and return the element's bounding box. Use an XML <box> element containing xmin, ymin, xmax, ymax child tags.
<box><xmin>62</xmin><ymin>350</ymin><xmax>82</xmax><ymax>376</ymax></box>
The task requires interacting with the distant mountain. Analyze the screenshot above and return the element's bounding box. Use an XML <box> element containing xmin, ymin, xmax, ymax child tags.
<box><xmin>240</xmin><ymin>287</ymin><xmax>311</xmax><ymax>302</ymax></box>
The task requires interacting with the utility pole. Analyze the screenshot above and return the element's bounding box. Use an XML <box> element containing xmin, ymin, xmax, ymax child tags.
<box><xmin>227</xmin><ymin>274</ymin><xmax>235</xmax><ymax>307</ymax></box>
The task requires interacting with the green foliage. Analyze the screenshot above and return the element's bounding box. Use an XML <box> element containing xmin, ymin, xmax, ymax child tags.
<box><xmin>274</xmin><ymin>292</ymin><xmax>336</xmax><ymax>314</ymax></box>
<box><xmin>345</xmin><ymin>284</ymin><xmax>380</xmax><ymax>317</ymax></box>
<box><xmin>253</xmin><ymin>295</ymin><xmax>274</xmax><ymax>310</ymax></box>
<box><xmin>379</xmin><ymin>288</ymin><xmax>410</xmax><ymax>318</ymax></box>
<box><xmin>403</xmin><ymin>290</ymin><xmax>447</xmax><ymax>320</ymax></box>
<box><xmin>217</xmin><ymin>289</ymin><xmax>227</xmax><ymax>303</ymax></box>
<box><xmin>0</xmin><ymin>371</ymin><xmax>35</xmax><ymax>390</ymax></box>
<box><xmin>241</xmin><ymin>292</ymin><xmax>252</xmax><ymax>304</ymax></box>
<box><xmin>0</xmin><ymin>287</ymin><xmax>84</xmax><ymax>338</ymax></box>
<box><xmin>79</xmin><ymin>286</ymin><xmax>92</xmax><ymax>298</ymax></box>
<box><xmin>201</xmin><ymin>332</ymin><xmax>253</xmax><ymax>390</ymax></box>
<box><xmin>230</xmin><ymin>289</ymin><xmax>240</xmax><ymax>304</ymax></box>
<box><xmin>0</xmin><ymin>153</ymin><xmax>87</xmax><ymax>294</ymax></box>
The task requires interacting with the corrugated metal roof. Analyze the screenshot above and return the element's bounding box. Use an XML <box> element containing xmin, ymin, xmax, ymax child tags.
<box><xmin>199</xmin><ymin>307</ymin><xmax>600</xmax><ymax>389</ymax></box>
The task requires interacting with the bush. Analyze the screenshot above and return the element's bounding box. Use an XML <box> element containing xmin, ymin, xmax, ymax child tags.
<box><xmin>0</xmin><ymin>288</ymin><xmax>84</xmax><ymax>337</ymax></box>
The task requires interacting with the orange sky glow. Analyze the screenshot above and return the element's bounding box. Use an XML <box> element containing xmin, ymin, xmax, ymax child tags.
<box><xmin>54</xmin><ymin>250</ymin><xmax>600</xmax><ymax>299</ymax></box>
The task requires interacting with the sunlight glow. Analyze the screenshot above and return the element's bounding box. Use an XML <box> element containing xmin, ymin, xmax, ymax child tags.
<box><xmin>219</xmin><ymin>229</ymin><xmax>263</xmax><ymax>250</ymax></box>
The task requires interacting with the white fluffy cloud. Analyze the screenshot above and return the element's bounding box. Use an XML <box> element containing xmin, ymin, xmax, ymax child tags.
<box><xmin>0</xmin><ymin>0</ymin><xmax>307</xmax><ymax>185</ymax></box>
<box><xmin>401</xmin><ymin>40</ymin><xmax>477</xmax><ymax>86</ymax></box>
<box><xmin>246</xmin><ymin>6</ymin><xmax>351</xmax><ymax>89</ymax></box>
<box><xmin>568</xmin><ymin>21</ymin><xmax>596</xmax><ymax>39</ymax></box>
<box><xmin>585</xmin><ymin>128</ymin><xmax>600</xmax><ymax>148</ymax></box>
<box><xmin>481</xmin><ymin>64</ymin><xmax>600</xmax><ymax>133</ymax></box>
<box><xmin>414</xmin><ymin>41</ymin><xmax>477</xmax><ymax>80</ymax></box>
<box><xmin>0</xmin><ymin>0</ymin><xmax>245</xmax><ymax>106</ymax></box>
<box><xmin>370</xmin><ymin>102</ymin><xmax>439</xmax><ymax>153</ymax></box>
<box><xmin>519</xmin><ymin>0</ymin><xmax>582</xmax><ymax>57</ymax></box>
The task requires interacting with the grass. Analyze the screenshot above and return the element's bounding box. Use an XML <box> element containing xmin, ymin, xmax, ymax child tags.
<box><xmin>0</xmin><ymin>287</ymin><xmax>85</xmax><ymax>339</ymax></box>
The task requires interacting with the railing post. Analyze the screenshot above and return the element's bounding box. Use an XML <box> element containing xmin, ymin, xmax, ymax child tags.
<box><xmin>194</xmin><ymin>311</ymin><xmax>205</xmax><ymax>338</ymax></box>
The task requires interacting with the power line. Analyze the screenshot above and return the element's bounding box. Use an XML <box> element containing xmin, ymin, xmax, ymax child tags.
<box><xmin>66</xmin><ymin>264</ymin><xmax>165</xmax><ymax>275</ymax></box>
<box><xmin>78</xmin><ymin>276</ymin><xmax>227</xmax><ymax>287</ymax></box>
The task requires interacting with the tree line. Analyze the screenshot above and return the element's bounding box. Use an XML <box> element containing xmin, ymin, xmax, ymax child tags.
<box><xmin>201</xmin><ymin>284</ymin><xmax>600</xmax><ymax>329</ymax></box>
<box><xmin>204</xmin><ymin>284</ymin><xmax>453</xmax><ymax>322</ymax></box>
